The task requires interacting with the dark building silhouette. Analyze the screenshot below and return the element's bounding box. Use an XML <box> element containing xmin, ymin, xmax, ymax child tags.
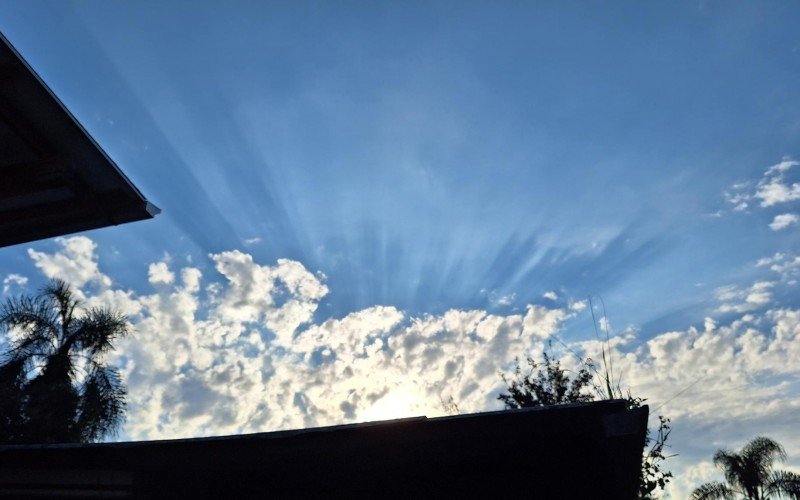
<box><xmin>0</xmin><ymin>400</ymin><xmax>647</xmax><ymax>498</ymax></box>
<box><xmin>0</xmin><ymin>32</ymin><xmax>158</xmax><ymax>248</ymax></box>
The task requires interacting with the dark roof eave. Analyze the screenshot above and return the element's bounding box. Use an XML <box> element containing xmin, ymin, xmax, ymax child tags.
<box><xmin>0</xmin><ymin>32</ymin><xmax>160</xmax><ymax>248</ymax></box>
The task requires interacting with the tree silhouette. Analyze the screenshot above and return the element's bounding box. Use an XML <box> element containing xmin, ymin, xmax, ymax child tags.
<box><xmin>691</xmin><ymin>436</ymin><xmax>800</xmax><ymax>500</ymax></box>
<box><xmin>498</xmin><ymin>352</ymin><xmax>594</xmax><ymax>408</ymax></box>
<box><xmin>0</xmin><ymin>279</ymin><xmax>129</xmax><ymax>444</ymax></box>
<box><xmin>498</xmin><ymin>350</ymin><xmax>673</xmax><ymax>499</ymax></box>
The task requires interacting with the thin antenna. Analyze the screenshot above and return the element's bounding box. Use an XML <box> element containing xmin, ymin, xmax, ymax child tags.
<box><xmin>589</xmin><ymin>296</ymin><xmax>614</xmax><ymax>399</ymax></box>
<box><xmin>551</xmin><ymin>334</ymin><xmax>608</xmax><ymax>400</ymax></box>
<box><xmin>597</xmin><ymin>295</ymin><xmax>616</xmax><ymax>398</ymax></box>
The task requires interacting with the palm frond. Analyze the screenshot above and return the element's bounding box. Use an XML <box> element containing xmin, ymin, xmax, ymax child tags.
<box><xmin>41</xmin><ymin>278</ymin><xmax>84</xmax><ymax>345</ymax></box>
<box><xmin>714</xmin><ymin>449</ymin><xmax>747</xmax><ymax>490</ymax></box>
<box><xmin>76</xmin><ymin>363</ymin><xmax>127</xmax><ymax>442</ymax></box>
<box><xmin>690</xmin><ymin>481</ymin><xmax>737</xmax><ymax>500</ymax></box>
<box><xmin>742</xmin><ymin>436</ymin><xmax>786</xmax><ymax>473</ymax></box>
<box><xmin>0</xmin><ymin>296</ymin><xmax>59</xmax><ymax>360</ymax></box>
<box><xmin>765</xmin><ymin>470</ymin><xmax>800</xmax><ymax>500</ymax></box>
<box><xmin>73</xmin><ymin>308</ymin><xmax>129</xmax><ymax>357</ymax></box>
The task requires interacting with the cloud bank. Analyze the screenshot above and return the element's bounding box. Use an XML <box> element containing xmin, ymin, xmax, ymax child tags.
<box><xmin>4</xmin><ymin>236</ymin><xmax>800</xmax><ymax>498</ymax></box>
<box><xmin>19</xmin><ymin>237</ymin><xmax>576</xmax><ymax>440</ymax></box>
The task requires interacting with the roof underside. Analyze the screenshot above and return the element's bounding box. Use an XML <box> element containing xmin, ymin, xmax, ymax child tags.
<box><xmin>0</xmin><ymin>33</ymin><xmax>159</xmax><ymax>248</ymax></box>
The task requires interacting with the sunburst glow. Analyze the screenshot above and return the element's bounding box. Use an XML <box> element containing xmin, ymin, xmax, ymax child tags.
<box><xmin>357</xmin><ymin>390</ymin><xmax>426</xmax><ymax>423</ymax></box>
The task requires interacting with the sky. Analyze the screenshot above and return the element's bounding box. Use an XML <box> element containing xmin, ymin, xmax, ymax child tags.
<box><xmin>1</xmin><ymin>1</ymin><xmax>800</xmax><ymax>497</ymax></box>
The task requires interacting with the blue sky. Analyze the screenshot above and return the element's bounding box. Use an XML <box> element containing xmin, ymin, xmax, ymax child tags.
<box><xmin>2</xmin><ymin>2</ymin><xmax>800</xmax><ymax>496</ymax></box>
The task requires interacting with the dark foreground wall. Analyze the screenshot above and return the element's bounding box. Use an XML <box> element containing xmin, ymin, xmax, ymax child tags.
<box><xmin>0</xmin><ymin>400</ymin><xmax>647</xmax><ymax>499</ymax></box>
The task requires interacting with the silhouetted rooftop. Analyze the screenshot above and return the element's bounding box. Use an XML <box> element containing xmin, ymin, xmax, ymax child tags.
<box><xmin>0</xmin><ymin>32</ymin><xmax>158</xmax><ymax>248</ymax></box>
<box><xmin>0</xmin><ymin>400</ymin><xmax>648</xmax><ymax>499</ymax></box>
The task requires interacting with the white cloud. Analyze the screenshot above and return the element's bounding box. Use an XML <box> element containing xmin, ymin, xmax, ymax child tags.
<box><xmin>723</xmin><ymin>158</ymin><xmax>800</xmax><ymax>230</ymax></box>
<box><xmin>210</xmin><ymin>251</ymin><xmax>329</xmax><ymax>347</ymax></box>
<box><xmin>2</xmin><ymin>274</ymin><xmax>27</xmax><ymax>294</ymax></box>
<box><xmin>115</xmin><ymin>279</ymin><xmax>572</xmax><ymax>439</ymax></box>
<box><xmin>670</xmin><ymin>461</ymin><xmax>721</xmax><ymax>500</ymax></box>
<box><xmin>723</xmin><ymin>178</ymin><xmax>753</xmax><ymax>212</ymax></box>
<box><xmin>574</xmin><ymin>308</ymin><xmax>800</xmax><ymax>498</ymax></box>
<box><xmin>16</xmin><ymin>238</ymin><xmax>580</xmax><ymax>440</ymax></box>
<box><xmin>757</xmin><ymin>252</ymin><xmax>800</xmax><ymax>283</ymax></box>
<box><xmin>769</xmin><ymin>213</ymin><xmax>799</xmax><ymax>231</ymax></box>
<box><xmin>488</xmin><ymin>290</ymin><xmax>516</xmax><ymax>307</ymax></box>
<box><xmin>83</xmin><ymin>289</ymin><xmax>144</xmax><ymax>317</ymax></box>
<box><xmin>715</xmin><ymin>281</ymin><xmax>774</xmax><ymax>313</ymax></box>
<box><xmin>243</xmin><ymin>237</ymin><xmax>262</xmax><ymax>246</ymax></box>
<box><xmin>766</xmin><ymin>158</ymin><xmax>800</xmax><ymax>175</ymax></box>
<box><xmin>755</xmin><ymin>159</ymin><xmax>800</xmax><ymax>207</ymax></box>
<box><xmin>569</xmin><ymin>299</ymin><xmax>588</xmax><ymax>312</ymax></box>
<box><xmin>9</xmin><ymin>237</ymin><xmax>800</xmax><ymax>500</ymax></box>
<box><xmin>724</xmin><ymin>189</ymin><xmax>750</xmax><ymax>212</ymax></box>
<box><xmin>543</xmin><ymin>291</ymin><xmax>558</xmax><ymax>301</ymax></box>
<box><xmin>148</xmin><ymin>262</ymin><xmax>175</xmax><ymax>285</ymax></box>
<box><xmin>28</xmin><ymin>237</ymin><xmax>111</xmax><ymax>289</ymax></box>
<box><xmin>522</xmin><ymin>304</ymin><xmax>568</xmax><ymax>339</ymax></box>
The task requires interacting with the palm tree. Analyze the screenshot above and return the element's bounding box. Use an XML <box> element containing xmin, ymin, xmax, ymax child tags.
<box><xmin>691</xmin><ymin>437</ymin><xmax>800</xmax><ymax>499</ymax></box>
<box><xmin>0</xmin><ymin>278</ymin><xmax>129</xmax><ymax>444</ymax></box>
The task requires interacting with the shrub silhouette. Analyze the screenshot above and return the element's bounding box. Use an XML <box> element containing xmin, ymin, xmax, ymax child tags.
<box><xmin>498</xmin><ymin>349</ymin><xmax>673</xmax><ymax>499</ymax></box>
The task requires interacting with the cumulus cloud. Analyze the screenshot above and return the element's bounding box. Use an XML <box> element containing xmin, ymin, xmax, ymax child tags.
<box><xmin>542</xmin><ymin>291</ymin><xmax>558</xmax><ymax>301</ymax></box>
<box><xmin>123</xmin><ymin>292</ymin><xmax>567</xmax><ymax>437</ymax></box>
<box><xmin>756</xmin><ymin>159</ymin><xmax>800</xmax><ymax>207</ymax></box>
<box><xmin>9</xmin><ymin>236</ymin><xmax>800</xmax><ymax>500</ymax></box>
<box><xmin>27</xmin><ymin>237</ymin><xmax>111</xmax><ymax>289</ymax></box>
<box><xmin>715</xmin><ymin>281</ymin><xmax>774</xmax><ymax>313</ymax></box>
<box><xmin>723</xmin><ymin>158</ymin><xmax>800</xmax><ymax>229</ymax></box>
<box><xmin>522</xmin><ymin>304</ymin><xmax>569</xmax><ymax>339</ymax></box>
<box><xmin>769</xmin><ymin>213</ymin><xmax>799</xmax><ymax>231</ymax></box>
<box><xmin>209</xmin><ymin>251</ymin><xmax>329</xmax><ymax>347</ymax></box>
<box><xmin>12</xmin><ymin>239</ymin><xmax>573</xmax><ymax>441</ymax></box>
<box><xmin>575</xmin><ymin>310</ymin><xmax>800</xmax><ymax>498</ymax></box>
<box><xmin>148</xmin><ymin>262</ymin><xmax>175</xmax><ymax>285</ymax></box>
